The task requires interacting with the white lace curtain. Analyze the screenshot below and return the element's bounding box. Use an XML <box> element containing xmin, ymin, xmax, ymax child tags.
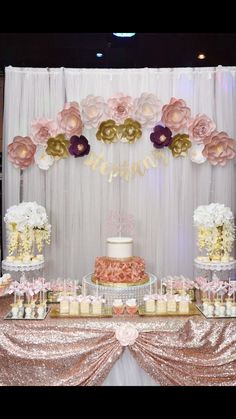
<box><xmin>3</xmin><ymin>66</ymin><xmax>236</xmax><ymax>281</ymax></box>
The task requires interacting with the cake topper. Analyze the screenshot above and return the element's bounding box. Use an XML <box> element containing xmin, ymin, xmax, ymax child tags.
<box><xmin>106</xmin><ymin>210</ymin><xmax>135</xmax><ymax>236</ymax></box>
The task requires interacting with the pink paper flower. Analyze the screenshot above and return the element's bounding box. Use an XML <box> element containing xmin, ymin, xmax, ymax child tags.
<box><xmin>8</xmin><ymin>136</ymin><xmax>36</xmax><ymax>169</ymax></box>
<box><xmin>161</xmin><ymin>97</ymin><xmax>191</xmax><ymax>131</ymax></box>
<box><xmin>81</xmin><ymin>95</ymin><xmax>106</xmax><ymax>128</ymax></box>
<box><xmin>188</xmin><ymin>114</ymin><xmax>216</xmax><ymax>143</ymax></box>
<box><xmin>31</xmin><ymin>119</ymin><xmax>59</xmax><ymax>145</ymax></box>
<box><xmin>115</xmin><ymin>324</ymin><xmax>139</xmax><ymax>346</ymax></box>
<box><xmin>202</xmin><ymin>131</ymin><xmax>236</xmax><ymax>166</ymax></box>
<box><xmin>57</xmin><ymin>102</ymin><xmax>84</xmax><ymax>138</ymax></box>
<box><xmin>134</xmin><ymin>93</ymin><xmax>162</xmax><ymax>128</ymax></box>
<box><xmin>107</xmin><ymin>93</ymin><xmax>134</xmax><ymax>123</ymax></box>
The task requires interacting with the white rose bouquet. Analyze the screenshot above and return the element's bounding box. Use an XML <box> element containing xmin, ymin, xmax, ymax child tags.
<box><xmin>4</xmin><ymin>202</ymin><xmax>51</xmax><ymax>257</ymax></box>
<box><xmin>193</xmin><ymin>203</ymin><xmax>235</xmax><ymax>261</ymax></box>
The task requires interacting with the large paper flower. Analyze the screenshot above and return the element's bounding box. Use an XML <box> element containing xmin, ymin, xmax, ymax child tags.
<box><xmin>189</xmin><ymin>143</ymin><xmax>207</xmax><ymax>164</ymax></box>
<box><xmin>8</xmin><ymin>136</ymin><xmax>36</xmax><ymax>169</ymax></box>
<box><xmin>107</xmin><ymin>93</ymin><xmax>134</xmax><ymax>123</ymax></box>
<box><xmin>202</xmin><ymin>131</ymin><xmax>236</xmax><ymax>166</ymax></box>
<box><xmin>31</xmin><ymin>119</ymin><xmax>59</xmax><ymax>145</ymax></box>
<box><xmin>115</xmin><ymin>324</ymin><xmax>139</xmax><ymax>346</ymax></box>
<box><xmin>57</xmin><ymin>102</ymin><xmax>84</xmax><ymax>138</ymax></box>
<box><xmin>34</xmin><ymin>145</ymin><xmax>55</xmax><ymax>170</ymax></box>
<box><xmin>96</xmin><ymin>120</ymin><xmax>118</xmax><ymax>144</ymax></box>
<box><xmin>81</xmin><ymin>95</ymin><xmax>106</xmax><ymax>128</ymax></box>
<box><xmin>188</xmin><ymin>114</ymin><xmax>216</xmax><ymax>143</ymax></box>
<box><xmin>68</xmin><ymin>135</ymin><xmax>90</xmax><ymax>157</ymax></box>
<box><xmin>162</xmin><ymin>97</ymin><xmax>191</xmax><ymax>131</ymax></box>
<box><xmin>169</xmin><ymin>133</ymin><xmax>192</xmax><ymax>157</ymax></box>
<box><xmin>46</xmin><ymin>134</ymin><xmax>69</xmax><ymax>159</ymax></box>
<box><xmin>134</xmin><ymin>93</ymin><xmax>162</xmax><ymax>128</ymax></box>
<box><xmin>150</xmin><ymin>125</ymin><xmax>172</xmax><ymax>148</ymax></box>
<box><xmin>119</xmin><ymin>118</ymin><xmax>142</xmax><ymax>143</ymax></box>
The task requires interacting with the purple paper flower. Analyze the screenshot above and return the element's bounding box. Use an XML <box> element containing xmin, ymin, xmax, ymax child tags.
<box><xmin>150</xmin><ymin>125</ymin><xmax>172</xmax><ymax>148</ymax></box>
<box><xmin>68</xmin><ymin>135</ymin><xmax>90</xmax><ymax>158</ymax></box>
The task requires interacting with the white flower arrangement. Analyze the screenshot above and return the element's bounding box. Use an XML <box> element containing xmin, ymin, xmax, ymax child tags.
<box><xmin>193</xmin><ymin>203</ymin><xmax>235</xmax><ymax>260</ymax></box>
<box><xmin>4</xmin><ymin>202</ymin><xmax>51</xmax><ymax>257</ymax></box>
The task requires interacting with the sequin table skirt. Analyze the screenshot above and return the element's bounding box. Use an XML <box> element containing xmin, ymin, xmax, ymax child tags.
<box><xmin>0</xmin><ymin>296</ymin><xmax>235</xmax><ymax>386</ymax></box>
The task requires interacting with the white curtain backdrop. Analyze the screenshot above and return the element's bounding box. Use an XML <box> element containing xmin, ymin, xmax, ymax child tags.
<box><xmin>3</xmin><ymin>66</ymin><xmax>236</xmax><ymax>281</ymax></box>
<box><xmin>102</xmin><ymin>349</ymin><xmax>158</xmax><ymax>386</ymax></box>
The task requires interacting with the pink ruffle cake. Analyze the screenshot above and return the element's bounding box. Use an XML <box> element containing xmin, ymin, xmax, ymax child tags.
<box><xmin>93</xmin><ymin>256</ymin><xmax>148</xmax><ymax>286</ymax></box>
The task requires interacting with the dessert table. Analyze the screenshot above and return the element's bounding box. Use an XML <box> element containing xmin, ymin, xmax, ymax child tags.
<box><xmin>0</xmin><ymin>296</ymin><xmax>236</xmax><ymax>386</ymax></box>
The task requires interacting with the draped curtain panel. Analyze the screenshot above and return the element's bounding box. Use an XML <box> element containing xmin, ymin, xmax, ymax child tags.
<box><xmin>3</xmin><ymin>66</ymin><xmax>236</xmax><ymax>280</ymax></box>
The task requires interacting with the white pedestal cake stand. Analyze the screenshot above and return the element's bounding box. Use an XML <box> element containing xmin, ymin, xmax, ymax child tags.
<box><xmin>194</xmin><ymin>258</ymin><xmax>236</xmax><ymax>281</ymax></box>
<box><xmin>1</xmin><ymin>259</ymin><xmax>45</xmax><ymax>282</ymax></box>
<box><xmin>82</xmin><ymin>272</ymin><xmax>158</xmax><ymax>306</ymax></box>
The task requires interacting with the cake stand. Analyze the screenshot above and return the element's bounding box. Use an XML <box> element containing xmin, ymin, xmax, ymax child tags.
<box><xmin>1</xmin><ymin>259</ymin><xmax>45</xmax><ymax>282</ymax></box>
<box><xmin>194</xmin><ymin>258</ymin><xmax>236</xmax><ymax>281</ymax></box>
<box><xmin>82</xmin><ymin>272</ymin><xmax>158</xmax><ymax>306</ymax></box>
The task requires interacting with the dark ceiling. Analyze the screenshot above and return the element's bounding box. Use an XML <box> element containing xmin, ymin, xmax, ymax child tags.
<box><xmin>1</xmin><ymin>33</ymin><xmax>236</xmax><ymax>71</ymax></box>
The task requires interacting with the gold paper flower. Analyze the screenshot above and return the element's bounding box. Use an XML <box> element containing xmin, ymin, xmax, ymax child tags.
<box><xmin>96</xmin><ymin>120</ymin><xmax>118</xmax><ymax>144</ymax></box>
<box><xmin>119</xmin><ymin>118</ymin><xmax>142</xmax><ymax>143</ymax></box>
<box><xmin>46</xmin><ymin>134</ymin><xmax>69</xmax><ymax>159</ymax></box>
<box><xmin>169</xmin><ymin>133</ymin><xmax>192</xmax><ymax>157</ymax></box>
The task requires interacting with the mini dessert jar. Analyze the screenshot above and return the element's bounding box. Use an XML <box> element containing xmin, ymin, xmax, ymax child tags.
<box><xmin>125</xmin><ymin>299</ymin><xmax>138</xmax><ymax>315</ymax></box>
<box><xmin>113</xmin><ymin>299</ymin><xmax>125</xmax><ymax>315</ymax></box>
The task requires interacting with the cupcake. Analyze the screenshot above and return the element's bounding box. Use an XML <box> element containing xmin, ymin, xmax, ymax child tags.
<box><xmin>112</xmin><ymin>299</ymin><xmax>124</xmax><ymax>315</ymax></box>
<box><xmin>125</xmin><ymin>299</ymin><xmax>138</xmax><ymax>315</ymax></box>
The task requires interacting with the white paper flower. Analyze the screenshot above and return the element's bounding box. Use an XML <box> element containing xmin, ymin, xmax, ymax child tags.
<box><xmin>115</xmin><ymin>324</ymin><xmax>139</xmax><ymax>346</ymax></box>
<box><xmin>189</xmin><ymin>143</ymin><xmax>206</xmax><ymax>164</ymax></box>
<box><xmin>35</xmin><ymin>146</ymin><xmax>55</xmax><ymax>170</ymax></box>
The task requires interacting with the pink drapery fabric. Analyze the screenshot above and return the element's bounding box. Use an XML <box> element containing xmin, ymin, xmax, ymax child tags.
<box><xmin>0</xmin><ymin>297</ymin><xmax>236</xmax><ymax>386</ymax></box>
<box><xmin>130</xmin><ymin>319</ymin><xmax>236</xmax><ymax>386</ymax></box>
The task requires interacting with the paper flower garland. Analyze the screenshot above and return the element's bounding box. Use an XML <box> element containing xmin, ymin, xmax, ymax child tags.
<box><xmin>7</xmin><ymin>93</ymin><xmax>236</xmax><ymax>171</ymax></box>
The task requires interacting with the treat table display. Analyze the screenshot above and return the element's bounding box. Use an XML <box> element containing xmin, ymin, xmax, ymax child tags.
<box><xmin>0</xmin><ymin>296</ymin><xmax>235</xmax><ymax>386</ymax></box>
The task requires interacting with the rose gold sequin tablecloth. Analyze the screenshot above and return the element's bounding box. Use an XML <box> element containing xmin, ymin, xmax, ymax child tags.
<box><xmin>0</xmin><ymin>296</ymin><xmax>236</xmax><ymax>386</ymax></box>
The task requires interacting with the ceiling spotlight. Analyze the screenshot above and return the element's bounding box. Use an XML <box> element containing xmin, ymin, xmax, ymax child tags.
<box><xmin>113</xmin><ymin>33</ymin><xmax>136</xmax><ymax>38</ymax></box>
<box><xmin>96</xmin><ymin>52</ymin><xmax>103</xmax><ymax>58</ymax></box>
<box><xmin>197</xmin><ymin>53</ymin><xmax>206</xmax><ymax>60</ymax></box>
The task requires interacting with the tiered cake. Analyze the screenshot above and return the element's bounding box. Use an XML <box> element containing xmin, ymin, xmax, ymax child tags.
<box><xmin>93</xmin><ymin>237</ymin><xmax>148</xmax><ymax>286</ymax></box>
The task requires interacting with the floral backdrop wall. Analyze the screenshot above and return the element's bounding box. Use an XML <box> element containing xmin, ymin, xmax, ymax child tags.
<box><xmin>3</xmin><ymin>66</ymin><xmax>236</xmax><ymax>279</ymax></box>
<box><xmin>7</xmin><ymin>94</ymin><xmax>236</xmax><ymax>174</ymax></box>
